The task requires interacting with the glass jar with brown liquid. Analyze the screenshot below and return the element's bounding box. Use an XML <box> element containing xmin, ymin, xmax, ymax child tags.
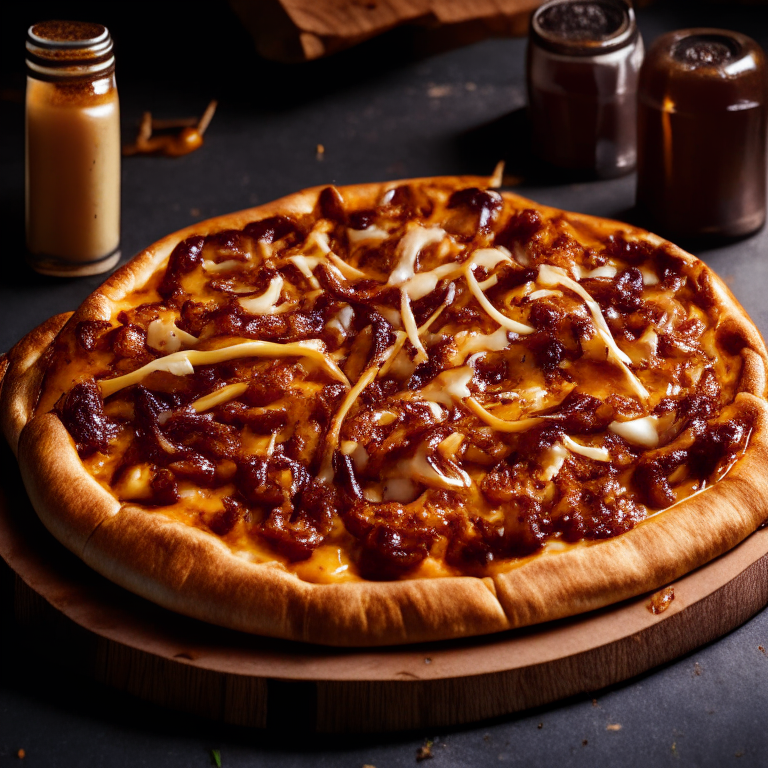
<box><xmin>26</xmin><ymin>21</ymin><xmax>121</xmax><ymax>276</ymax></box>
<box><xmin>636</xmin><ymin>29</ymin><xmax>767</xmax><ymax>241</ymax></box>
<box><xmin>527</xmin><ymin>0</ymin><xmax>644</xmax><ymax>178</ymax></box>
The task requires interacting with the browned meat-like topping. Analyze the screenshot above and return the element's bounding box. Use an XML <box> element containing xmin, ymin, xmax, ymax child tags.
<box><xmin>56</xmin><ymin>379</ymin><xmax>115</xmax><ymax>456</ymax></box>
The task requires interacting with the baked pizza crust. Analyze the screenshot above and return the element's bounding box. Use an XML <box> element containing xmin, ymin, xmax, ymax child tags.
<box><xmin>4</xmin><ymin>176</ymin><xmax>768</xmax><ymax>646</ymax></box>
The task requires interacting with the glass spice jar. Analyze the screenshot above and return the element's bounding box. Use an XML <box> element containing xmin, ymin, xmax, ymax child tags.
<box><xmin>636</xmin><ymin>29</ymin><xmax>767</xmax><ymax>241</ymax></box>
<box><xmin>527</xmin><ymin>0</ymin><xmax>644</xmax><ymax>178</ymax></box>
<box><xmin>26</xmin><ymin>20</ymin><xmax>121</xmax><ymax>276</ymax></box>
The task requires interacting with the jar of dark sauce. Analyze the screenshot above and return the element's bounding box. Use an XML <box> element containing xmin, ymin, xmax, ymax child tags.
<box><xmin>637</xmin><ymin>30</ymin><xmax>767</xmax><ymax>240</ymax></box>
<box><xmin>527</xmin><ymin>0</ymin><xmax>643</xmax><ymax>178</ymax></box>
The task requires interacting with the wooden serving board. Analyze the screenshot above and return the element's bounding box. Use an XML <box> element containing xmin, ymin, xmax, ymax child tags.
<box><xmin>2</xmin><ymin>440</ymin><xmax>767</xmax><ymax>733</ymax></box>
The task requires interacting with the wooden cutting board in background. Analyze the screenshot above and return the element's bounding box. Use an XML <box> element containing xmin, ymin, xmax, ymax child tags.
<box><xmin>229</xmin><ymin>0</ymin><xmax>543</xmax><ymax>61</ymax></box>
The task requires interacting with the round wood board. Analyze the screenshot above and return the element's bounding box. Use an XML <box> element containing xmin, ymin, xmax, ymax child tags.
<box><xmin>2</xmin><ymin>442</ymin><xmax>767</xmax><ymax>734</ymax></box>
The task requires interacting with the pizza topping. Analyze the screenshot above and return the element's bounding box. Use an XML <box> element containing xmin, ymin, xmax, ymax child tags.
<box><xmin>53</xmin><ymin>179</ymin><xmax>751</xmax><ymax>580</ymax></box>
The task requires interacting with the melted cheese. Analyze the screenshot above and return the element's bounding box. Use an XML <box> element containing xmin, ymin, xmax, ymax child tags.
<box><xmin>328</xmin><ymin>252</ymin><xmax>368</xmax><ymax>279</ymax></box>
<box><xmin>540</xmin><ymin>442</ymin><xmax>568</xmax><ymax>481</ymax></box>
<box><xmin>465</xmin><ymin>261</ymin><xmax>534</xmax><ymax>335</ymax></box>
<box><xmin>562</xmin><ymin>435</ymin><xmax>611</xmax><ymax>462</ymax></box>
<box><xmin>387</xmin><ymin>225</ymin><xmax>446</xmax><ymax>286</ymax></box>
<box><xmin>538</xmin><ymin>265</ymin><xmax>649</xmax><ymax>400</ymax></box>
<box><xmin>400</xmin><ymin>290</ymin><xmax>428</xmax><ymax>364</ymax></box>
<box><xmin>609</xmin><ymin>415</ymin><xmax>663</xmax><ymax>448</ymax></box>
<box><xmin>146</xmin><ymin>317</ymin><xmax>198</xmax><ymax>353</ymax></box>
<box><xmin>190</xmin><ymin>382</ymin><xmax>249</xmax><ymax>413</ymax></box>
<box><xmin>288</xmin><ymin>254</ymin><xmax>323</xmax><ymax>289</ymax></box>
<box><xmin>452</xmin><ymin>326</ymin><xmax>510</xmax><ymax>364</ymax></box>
<box><xmin>347</xmin><ymin>225</ymin><xmax>390</xmax><ymax>243</ymax></box>
<box><xmin>238</xmin><ymin>275</ymin><xmax>291</xmax><ymax>314</ymax></box>
<box><xmin>100</xmin><ymin>339</ymin><xmax>349</xmax><ymax>398</ymax></box>
<box><xmin>420</xmin><ymin>366</ymin><xmax>473</xmax><ymax>407</ymax></box>
<box><xmin>465</xmin><ymin>397</ymin><xmax>546</xmax><ymax>433</ymax></box>
<box><xmin>404</xmin><ymin>441</ymin><xmax>471</xmax><ymax>490</ymax></box>
<box><xmin>202</xmin><ymin>259</ymin><xmax>243</xmax><ymax>273</ymax></box>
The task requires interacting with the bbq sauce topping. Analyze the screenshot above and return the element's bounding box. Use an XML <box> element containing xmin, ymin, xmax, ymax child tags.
<box><xmin>47</xmin><ymin>181</ymin><xmax>750</xmax><ymax>582</ymax></box>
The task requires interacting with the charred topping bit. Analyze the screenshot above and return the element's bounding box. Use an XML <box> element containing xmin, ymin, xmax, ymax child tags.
<box><xmin>55</xmin><ymin>181</ymin><xmax>750</xmax><ymax>579</ymax></box>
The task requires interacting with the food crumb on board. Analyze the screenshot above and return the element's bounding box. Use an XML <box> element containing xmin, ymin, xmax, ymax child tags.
<box><xmin>362</xmin><ymin>764</ymin><xmax>377</xmax><ymax>768</ymax></box>
<box><xmin>416</xmin><ymin>740</ymin><xmax>434</xmax><ymax>761</ymax></box>
<box><xmin>759</xmin><ymin>646</ymin><xmax>766</xmax><ymax>655</ymax></box>
<box><xmin>606</xmin><ymin>724</ymin><xmax>622</xmax><ymax>731</ymax></box>
<box><xmin>694</xmin><ymin>663</ymin><xmax>702</xmax><ymax>676</ymax></box>
<box><xmin>648</xmin><ymin>586</ymin><xmax>675</xmax><ymax>614</ymax></box>
<box><xmin>537</xmin><ymin>723</ymin><xmax>543</xmax><ymax>729</ymax></box>
<box><xmin>582</xmin><ymin>739</ymin><xmax>588</xmax><ymax>746</ymax></box>
<box><xmin>735</xmin><ymin>751</ymin><xmax>744</xmax><ymax>758</ymax></box>
<box><xmin>592</xmin><ymin>698</ymin><xmax>599</xmax><ymax>707</ymax></box>
<box><xmin>17</xmin><ymin>749</ymin><xmax>25</xmax><ymax>759</ymax></box>
<box><xmin>316</xmin><ymin>144</ymin><xmax>325</xmax><ymax>159</ymax></box>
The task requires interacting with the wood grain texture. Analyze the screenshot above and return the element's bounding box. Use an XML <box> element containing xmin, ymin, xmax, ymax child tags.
<box><xmin>229</xmin><ymin>0</ymin><xmax>541</xmax><ymax>61</ymax></box>
<box><xmin>3</xmin><ymin>444</ymin><xmax>767</xmax><ymax>732</ymax></box>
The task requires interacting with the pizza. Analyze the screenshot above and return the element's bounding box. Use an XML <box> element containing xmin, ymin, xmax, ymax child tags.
<box><xmin>2</xmin><ymin>174</ymin><xmax>767</xmax><ymax>647</ymax></box>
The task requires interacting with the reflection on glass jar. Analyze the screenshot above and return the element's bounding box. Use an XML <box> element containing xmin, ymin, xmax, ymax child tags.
<box><xmin>636</xmin><ymin>29</ymin><xmax>767</xmax><ymax>241</ymax></box>
<box><xmin>527</xmin><ymin>0</ymin><xmax>644</xmax><ymax>178</ymax></box>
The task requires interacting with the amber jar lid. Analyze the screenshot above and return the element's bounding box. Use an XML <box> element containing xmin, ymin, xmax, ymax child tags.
<box><xmin>639</xmin><ymin>29</ymin><xmax>767</xmax><ymax>114</ymax></box>
<box><xmin>26</xmin><ymin>21</ymin><xmax>114</xmax><ymax>80</ymax></box>
<box><xmin>530</xmin><ymin>0</ymin><xmax>637</xmax><ymax>57</ymax></box>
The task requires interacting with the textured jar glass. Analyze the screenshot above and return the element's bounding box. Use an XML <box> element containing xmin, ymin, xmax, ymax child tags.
<box><xmin>637</xmin><ymin>29</ymin><xmax>767</xmax><ymax>240</ymax></box>
<box><xmin>527</xmin><ymin>0</ymin><xmax>644</xmax><ymax>178</ymax></box>
<box><xmin>26</xmin><ymin>21</ymin><xmax>121</xmax><ymax>277</ymax></box>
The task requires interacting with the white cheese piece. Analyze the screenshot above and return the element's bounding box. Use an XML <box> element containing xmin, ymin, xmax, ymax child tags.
<box><xmin>406</xmin><ymin>441</ymin><xmax>471</xmax><ymax>490</ymax></box>
<box><xmin>538</xmin><ymin>264</ymin><xmax>649</xmax><ymax>400</ymax></box>
<box><xmin>512</xmin><ymin>242</ymin><xmax>530</xmax><ymax>266</ymax></box>
<box><xmin>376</xmin><ymin>305</ymin><xmax>403</xmax><ymax>329</ymax></box>
<box><xmin>387</xmin><ymin>225</ymin><xmax>446</xmax><ymax>286</ymax></box>
<box><xmin>100</xmin><ymin>339</ymin><xmax>349</xmax><ymax>398</ymax></box>
<box><xmin>347</xmin><ymin>225</ymin><xmax>390</xmax><ymax>243</ymax></box>
<box><xmin>327</xmin><ymin>252</ymin><xmax>368</xmax><ymax>280</ymax></box>
<box><xmin>464</xmin><ymin>262</ymin><xmax>535</xmax><ymax>335</ymax></box>
<box><xmin>114</xmin><ymin>464</ymin><xmax>155</xmax><ymax>500</ymax></box>
<box><xmin>452</xmin><ymin>326</ymin><xmax>510</xmax><ymax>364</ymax></box>
<box><xmin>288</xmin><ymin>254</ymin><xmax>324</xmax><ymax>289</ymax></box>
<box><xmin>609</xmin><ymin>415</ymin><xmax>662</xmax><ymax>448</ymax></box>
<box><xmin>190</xmin><ymin>382</ymin><xmax>249</xmax><ymax>413</ymax></box>
<box><xmin>305</xmin><ymin>230</ymin><xmax>331</xmax><ymax>254</ymax></box>
<box><xmin>325</xmin><ymin>305</ymin><xmax>355</xmax><ymax>337</ymax></box>
<box><xmin>146</xmin><ymin>317</ymin><xmax>199</xmax><ymax>353</ymax></box>
<box><xmin>571</xmin><ymin>265</ymin><xmax>618</xmax><ymax>280</ymax></box>
<box><xmin>465</xmin><ymin>396</ymin><xmax>545</xmax><ymax>433</ymax></box>
<box><xmin>340</xmin><ymin>440</ymin><xmax>369</xmax><ymax>470</ymax></box>
<box><xmin>419</xmin><ymin>366</ymin><xmax>474</xmax><ymax>407</ymax></box>
<box><xmin>562</xmin><ymin>434</ymin><xmax>611</xmax><ymax>462</ymax></box>
<box><xmin>372</xmin><ymin>410</ymin><xmax>398</xmax><ymax>426</ymax></box>
<box><xmin>641</xmin><ymin>266</ymin><xmax>659</xmax><ymax>285</ymax></box>
<box><xmin>469</xmin><ymin>247</ymin><xmax>513</xmax><ymax>271</ymax></box>
<box><xmin>202</xmin><ymin>259</ymin><xmax>243</xmax><ymax>273</ymax></box>
<box><xmin>400</xmin><ymin>290</ymin><xmax>428</xmax><ymax>364</ymax></box>
<box><xmin>237</xmin><ymin>275</ymin><xmax>291</xmax><ymax>314</ymax></box>
<box><xmin>528</xmin><ymin>289</ymin><xmax>562</xmax><ymax>301</ymax></box>
<box><xmin>424</xmin><ymin>401</ymin><xmax>446</xmax><ymax>421</ymax></box>
<box><xmin>403</xmin><ymin>262</ymin><xmax>461</xmax><ymax>300</ymax></box>
<box><xmin>540</xmin><ymin>442</ymin><xmax>569</xmax><ymax>481</ymax></box>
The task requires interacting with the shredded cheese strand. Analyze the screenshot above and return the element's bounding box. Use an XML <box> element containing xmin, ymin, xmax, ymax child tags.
<box><xmin>465</xmin><ymin>396</ymin><xmax>546</xmax><ymax>432</ymax></box>
<box><xmin>562</xmin><ymin>434</ymin><xmax>612</xmax><ymax>462</ymax></box>
<box><xmin>190</xmin><ymin>382</ymin><xmax>249</xmax><ymax>412</ymax></box>
<box><xmin>99</xmin><ymin>340</ymin><xmax>350</xmax><ymax>398</ymax></box>
<box><xmin>538</xmin><ymin>265</ymin><xmax>650</xmax><ymax>400</ymax></box>
<box><xmin>464</xmin><ymin>262</ymin><xmax>535</xmax><ymax>335</ymax></box>
<box><xmin>401</xmin><ymin>290</ymin><xmax>429</xmax><ymax>365</ymax></box>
